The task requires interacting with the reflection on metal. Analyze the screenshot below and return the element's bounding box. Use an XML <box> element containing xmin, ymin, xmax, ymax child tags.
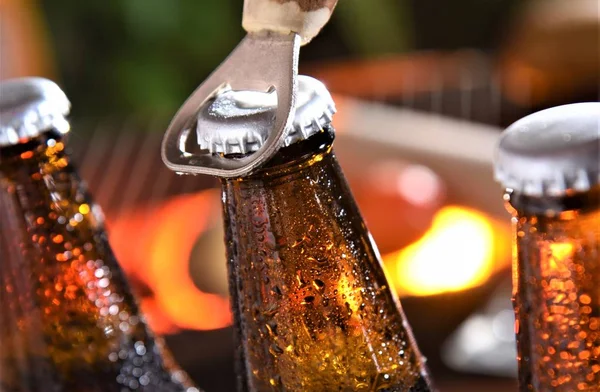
<box><xmin>442</xmin><ymin>277</ymin><xmax>517</xmax><ymax>378</ymax></box>
<box><xmin>162</xmin><ymin>33</ymin><xmax>300</xmax><ymax>177</ymax></box>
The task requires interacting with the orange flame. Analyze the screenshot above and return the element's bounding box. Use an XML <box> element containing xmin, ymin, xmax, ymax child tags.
<box><xmin>108</xmin><ymin>190</ymin><xmax>232</xmax><ymax>334</ymax></box>
<box><xmin>384</xmin><ymin>206</ymin><xmax>511</xmax><ymax>297</ymax></box>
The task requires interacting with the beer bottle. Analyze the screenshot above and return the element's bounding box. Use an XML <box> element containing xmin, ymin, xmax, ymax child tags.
<box><xmin>188</xmin><ymin>76</ymin><xmax>434</xmax><ymax>391</ymax></box>
<box><xmin>0</xmin><ymin>78</ymin><xmax>200</xmax><ymax>392</ymax></box>
<box><xmin>494</xmin><ymin>103</ymin><xmax>600</xmax><ymax>391</ymax></box>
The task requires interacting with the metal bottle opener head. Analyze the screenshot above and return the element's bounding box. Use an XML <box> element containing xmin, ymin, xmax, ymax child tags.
<box><xmin>161</xmin><ymin>0</ymin><xmax>338</xmax><ymax>178</ymax></box>
<box><xmin>162</xmin><ymin>32</ymin><xmax>300</xmax><ymax>177</ymax></box>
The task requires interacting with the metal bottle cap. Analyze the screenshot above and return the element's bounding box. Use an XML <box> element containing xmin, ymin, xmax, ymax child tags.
<box><xmin>0</xmin><ymin>77</ymin><xmax>71</xmax><ymax>147</ymax></box>
<box><xmin>494</xmin><ymin>102</ymin><xmax>600</xmax><ymax>197</ymax></box>
<box><xmin>196</xmin><ymin>75</ymin><xmax>336</xmax><ymax>155</ymax></box>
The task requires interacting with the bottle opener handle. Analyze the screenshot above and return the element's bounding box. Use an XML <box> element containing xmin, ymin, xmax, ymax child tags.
<box><xmin>162</xmin><ymin>0</ymin><xmax>338</xmax><ymax>178</ymax></box>
<box><xmin>243</xmin><ymin>0</ymin><xmax>339</xmax><ymax>45</ymax></box>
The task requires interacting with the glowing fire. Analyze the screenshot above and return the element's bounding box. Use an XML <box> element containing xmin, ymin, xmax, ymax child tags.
<box><xmin>384</xmin><ymin>206</ymin><xmax>510</xmax><ymax>297</ymax></box>
<box><xmin>108</xmin><ymin>190</ymin><xmax>232</xmax><ymax>334</ymax></box>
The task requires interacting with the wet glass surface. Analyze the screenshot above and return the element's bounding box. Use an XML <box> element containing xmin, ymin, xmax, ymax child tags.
<box><xmin>508</xmin><ymin>189</ymin><xmax>600</xmax><ymax>392</ymax></box>
<box><xmin>0</xmin><ymin>132</ymin><xmax>198</xmax><ymax>392</ymax></box>
<box><xmin>222</xmin><ymin>130</ymin><xmax>433</xmax><ymax>391</ymax></box>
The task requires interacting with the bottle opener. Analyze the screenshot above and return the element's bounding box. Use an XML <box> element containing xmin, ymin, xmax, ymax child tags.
<box><xmin>162</xmin><ymin>0</ymin><xmax>338</xmax><ymax>177</ymax></box>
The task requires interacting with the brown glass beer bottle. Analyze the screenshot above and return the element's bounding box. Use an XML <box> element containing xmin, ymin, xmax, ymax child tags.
<box><xmin>495</xmin><ymin>103</ymin><xmax>600</xmax><ymax>391</ymax></box>
<box><xmin>188</xmin><ymin>76</ymin><xmax>434</xmax><ymax>391</ymax></box>
<box><xmin>0</xmin><ymin>78</ymin><xmax>200</xmax><ymax>392</ymax></box>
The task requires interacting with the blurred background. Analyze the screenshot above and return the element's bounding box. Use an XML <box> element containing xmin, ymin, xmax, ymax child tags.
<box><xmin>1</xmin><ymin>0</ymin><xmax>598</xmax><ymax>391</ymax></box>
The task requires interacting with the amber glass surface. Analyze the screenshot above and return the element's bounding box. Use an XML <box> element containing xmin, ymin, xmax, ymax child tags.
<box><xmin>0</xmin><ymin>131</ymin><xmax>198</xmax><ymax>392</ymax></box>
<box><xmin>507</xmin><ymin>187</ymin><xmax>600</xmax><ymax>392</ymax></box>
<box><xmin>221</xmin><ymin>128</ymin><xmax>433</xmax><ymax>392</ymax></box>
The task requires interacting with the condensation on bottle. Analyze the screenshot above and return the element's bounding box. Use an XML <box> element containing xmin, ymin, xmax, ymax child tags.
<box><xmin>495</xmin><ymin>103</ymin><xmax>600</xmax><ymax>392</ymax></box>
<box><xmin>184</xmin><ymin>76</ymin><xmax>435</xmax><ymax>392</ymax></box>
<box><xmin>0</xmin><ymin>78</ymin><xmax>200</xmax><ymax>392</ymax></box>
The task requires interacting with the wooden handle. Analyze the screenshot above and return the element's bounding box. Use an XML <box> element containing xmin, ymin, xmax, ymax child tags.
<box><xmin>243</xmin><ymin>0</ymin><xmax>338</xmax><ymax>45</ymax></box>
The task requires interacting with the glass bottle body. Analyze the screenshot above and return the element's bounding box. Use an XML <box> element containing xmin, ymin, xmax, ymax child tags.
<box><xmin>506</xmin><ymin>187</ymin><xmax>600</xmax><ymax>392</ymax></box>
<box><xmin>221</xmin><ymin>129</ymin><xmax>433</xmax><ymax>392</ymax></box>
<box><xmin>0</xmin><ymin>131</ymin><xmax>197</xmax><ymax>392</ymax></box>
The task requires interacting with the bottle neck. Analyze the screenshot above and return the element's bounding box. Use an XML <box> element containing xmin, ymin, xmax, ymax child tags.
<box><xmin>0</xmin><ymin>128</ymin><xmax>72</xmax><ymax>183</ymax></box>
<box><xmin>224</xmin><ymin>126</ymin><xmax>335</xmax><ymax>183</ymax></box>
<box><xmin>505</xmin><ymin>186</ymin><xmax>600</xmax><ymax>218</ymax></box>
<box><xmin>1</xmin><ymin>127</ymin><xmax>62</xmax><ymax>154</ymax></box>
